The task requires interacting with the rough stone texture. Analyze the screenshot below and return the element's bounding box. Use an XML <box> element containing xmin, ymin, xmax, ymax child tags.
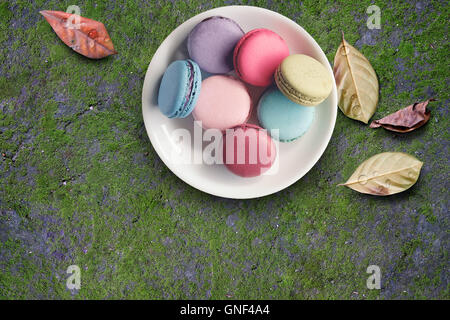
<box><xmin>0</xmin><ymin>0</ymin><xmax>448</xmax><ymax>299</ymax></box>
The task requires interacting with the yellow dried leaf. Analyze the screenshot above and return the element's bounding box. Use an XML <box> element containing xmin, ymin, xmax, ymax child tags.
<box><xmin>333</xmin><ymin>33</ymin><xmax>379</xmax><ymax>123</ymax></box>
<box><xmin>339</xmin><ymin>152</ymin><xmax>423</xmax><ymax>196</ymax></box>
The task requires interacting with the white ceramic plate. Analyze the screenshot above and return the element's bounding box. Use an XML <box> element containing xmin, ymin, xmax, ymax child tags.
<box><xmin>142</xmin><ymin>5</ymin><xmax>337</xmax><ymax>199</ymax></box>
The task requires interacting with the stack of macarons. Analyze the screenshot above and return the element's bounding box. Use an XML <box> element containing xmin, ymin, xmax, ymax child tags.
<box><xmin>157</xmin><ymin>16</ymin><xmax>333</xmax><ymax>177</ymax></box>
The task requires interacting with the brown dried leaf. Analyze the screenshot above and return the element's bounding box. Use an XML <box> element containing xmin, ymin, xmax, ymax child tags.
<box><xmin>370</xmin><ymin>99</ymin><xmax>434</xmax><ymax>133</ymax></box>
<box><xmin>40</xmin><ymin>10</ymin><xmax>117</xmax><ymax>59</ymax></box>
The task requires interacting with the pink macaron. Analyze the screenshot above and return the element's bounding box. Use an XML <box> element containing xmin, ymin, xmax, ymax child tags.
<box><xmin>223</xmin><ymin>124</ymin><xmax>277</xmax><ymax>178</ymax></box>
<box><xmin>192</xmin><ymin>75</ymin><xmax>251</xmax><ymax>131</ymax></box>
<box><xmin>233</xmin><ymin>29</ymin><xmax>290</xmax><ymax>87</ymax></box>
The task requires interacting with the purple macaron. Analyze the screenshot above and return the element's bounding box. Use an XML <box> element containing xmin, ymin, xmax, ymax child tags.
<box><xmin>188</xmin><ymin>16</ymin><xmax>245</xmax><ymax>74</ymax></box>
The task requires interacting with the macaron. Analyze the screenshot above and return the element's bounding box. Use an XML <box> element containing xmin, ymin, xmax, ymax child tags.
<box><xmin>188</xmin><ymin>16</ymin><xmax>245</xmax><ymax>74</ymax></box>
<box><xmin>258</xmin><ymin>87</ymin><xmax>315</xmax><ymax>142</ymax></box>
<box><xmin>192</xmin><ymin>75</ymin><xmax>251</xmax><ymax>131</ymax></box>
<box><xmin>223</xmin><ymin>124</ymin><xmax>277</xmax><ymax>178</ymax></box>
<box><xmin>158</xmin><ymin>59</ymin><xmax>202</xmax><ymax>118</ymax></box>
<box><xmin>233</xmin><ymin>28</ymin><xmax>289</xmax><ymax>87</ymax></box>
<box><xmin>275</xmin><ymin>54</ymin><xmax>333</xmax><ymax>106</ymax></box>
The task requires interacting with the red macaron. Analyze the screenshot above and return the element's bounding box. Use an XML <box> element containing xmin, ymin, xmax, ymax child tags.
<box><xmin>223</xmin><ymin>124</ymin><xmax>277</xmax><ymax>178</ymax></box>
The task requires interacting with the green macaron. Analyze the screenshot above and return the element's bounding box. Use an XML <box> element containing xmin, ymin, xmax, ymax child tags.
<box><xmin>275</xmin><ymin>54</ymin><xmax>333</xmax><ymax>106</ymax></box>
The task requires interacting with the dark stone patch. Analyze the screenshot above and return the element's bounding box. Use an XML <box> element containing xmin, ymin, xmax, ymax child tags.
<box><xmin>355</xmin><ymin>29</ymin><xmax>382</xmax><ymax>47</ymax></box>
<box><xmin>392</xmin><ymin>57</ymin><xmax>416</xmax><ymax>94</ymax></box>
<box><xmin>88</xmin><ymin>140</ymin><xmax>101</xmax><ymax>157</ymax></box>
<box><xmin>388</xmin><ymin>29</ymin><xmax>403</xmax><ymax>48</ymax></box>
<box><xmin>0</xmin><ymin>207</ymin><xmax>78</xmax><ymax>286</ymax></box>
<box><xmin>133</xmin><ymin>152</ymin><xmax>150</xmax><ymax>166</ymax></box>
<box><xmin>335</xmin><ymin>132</ymin><xmax>349</xmax><ymax>157</ymax></box>
<box><xmin>226</xmin><ymin>213</ymin><xmax>239</xmax><ymax>228</ymax></box>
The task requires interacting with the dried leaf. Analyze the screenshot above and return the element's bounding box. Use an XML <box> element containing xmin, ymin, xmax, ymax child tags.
<box><xmin>40</xmin><ymin>10</ymin><xmax>117</xmax><ymax>59</ymax></box>
<box><xmin>370</xmin><ymin>99</ymin><xmax>434</xmax><ymax>133</ymax></box>
<box><xmin>333</xmin><ymin>33</ymin><xmax>379</xmax><ymax>123</ymax></box>
<box><xmin>339</xmin><ymin>152</ymin><xmax>423</xmax><ymax>196</ymax></box>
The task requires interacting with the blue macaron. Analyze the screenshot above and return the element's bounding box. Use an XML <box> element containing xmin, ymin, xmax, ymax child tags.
<box><xmin>158</xmin><ymin>59</ymin><xmax>202</xmax><ymax>118</ymax></box>
<box><xmin>257</xmin><ymin>87</ymin><xmax>315</xmax><ymax>142</ymax></box>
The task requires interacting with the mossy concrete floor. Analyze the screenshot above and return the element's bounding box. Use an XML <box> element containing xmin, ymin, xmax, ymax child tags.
<box><xmin>0</xmin><ymin>0</ymin><xmax>448</xmax><ymax>299</ymax></box>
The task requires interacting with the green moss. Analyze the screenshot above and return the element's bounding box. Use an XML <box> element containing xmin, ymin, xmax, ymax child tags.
<box><xmin>0</xmin><ymin>0</ymin><xmax>448</xmax><ymax>300</ymax></box>
<box><xmin>0</xmin><ymin>77</ymin><xmax>20</xmax><ymax>98</ymax></box>
<box><xmin>0</xmin><ymin>1</ymin><xmax>12</xmax><ymax>44</ymax></box>
<box><xmin>0</xmin><ymin>2</ymin><xmax>12</xmax><ymax>21</ymax></box>
<box><xmin>401</xmin><ymin>239</ymin><xmax>423</xmax><ymax>257</ymax></box>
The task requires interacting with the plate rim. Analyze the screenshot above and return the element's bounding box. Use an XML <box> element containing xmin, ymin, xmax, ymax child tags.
<box><xmin>141</xmin><ymin>5</ymin><xmax>337</xmax><ymax>199</ymax></box>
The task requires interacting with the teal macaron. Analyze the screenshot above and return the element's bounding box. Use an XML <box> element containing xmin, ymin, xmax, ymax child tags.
<box><xmin>257</xmin><ymin>87</ymin><xmax>315</xmax><ymax>142</ymax></box>
<box><xmin>158</xmin><ymin>59</ymin><xmax>202</xmax><ymax>118</ymax></box>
